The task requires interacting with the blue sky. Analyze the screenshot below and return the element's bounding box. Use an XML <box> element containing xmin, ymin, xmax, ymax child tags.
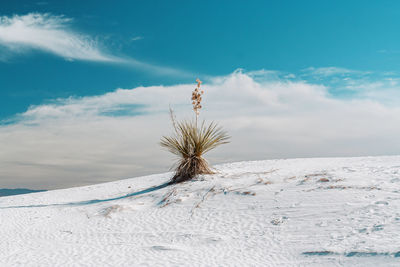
<box><xmin>2</xmin><ymin>0</ymin><xmax>400</xmax><ymax>118</ymax></box>
<box><xmin>1</xmin><ymin>1</ymin><xmax>400</xmax><ymax>189</ymax></box>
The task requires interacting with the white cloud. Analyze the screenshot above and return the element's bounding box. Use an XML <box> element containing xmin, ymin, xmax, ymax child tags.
<box><xmin>0</xmin><ymin>13</ymin><xmax>117</xmax><ymax>62</ymax></box>
<box><xmin>0</xmin><ymin>13</ymin><xmax>189</xmax><ymax>77</ymax></box>
<box><xmin>131</xmin><ymin>36</ymin><xmax>143</xmax><ymax>41</ymax></box>
<box><xmin>1</xmin><ymin>70</ymin><xmax>400</xmax><ymax>189</ymax></box>
<box><xmin>303</xmin><ymin>67</ymin><xmax>361</xmax><ymax>77</ymax></box>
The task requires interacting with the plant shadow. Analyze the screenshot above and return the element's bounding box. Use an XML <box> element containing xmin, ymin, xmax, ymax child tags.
<box><xmin>0</xmin><ymin>181</ymin><xmax>172</xmax><ymax>209</ymax></box>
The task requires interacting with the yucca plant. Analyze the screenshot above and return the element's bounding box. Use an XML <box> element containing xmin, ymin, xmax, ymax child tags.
<box><xmin>161</xmin><ymin>79</ymin><xmax>230</xmax><ymax>183</ymax></box>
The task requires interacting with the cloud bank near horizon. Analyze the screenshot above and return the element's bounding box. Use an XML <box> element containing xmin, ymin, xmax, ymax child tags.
<box><xmin>1</xmin><ymin>69</ymin><xmax>400</xmax><ymax>189</ymax></box>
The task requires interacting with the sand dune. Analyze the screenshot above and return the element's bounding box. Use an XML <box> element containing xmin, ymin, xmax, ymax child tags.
<box><xmin>1</xmin><ymin>156</ymin><xmax>400</xmax><ymax>266</ymax></box>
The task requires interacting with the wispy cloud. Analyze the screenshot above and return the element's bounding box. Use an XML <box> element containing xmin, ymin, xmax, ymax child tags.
<box><xmin>2</xmin><ymin>69</ymin><xmax>400</xmax><ymax>189</ymax></box>
<box><xmin>0</xmin><ymin>13</ymin><xmax>189</xmax><ymax>77</ymax></box>
<box><xmin>302</xmin><ymin>67</ymin><xmax>361</xmax><ymax>77</ymax></box>
<box><xmin>299</xmin><ymin>67</ymin><xmax>400</xmax><ymax>104</ymax></box>
<box><xmin>131</xmin><ymin>36</ymin><xmax>143</xmax><ymax>41</ymax></box>
<box><xmin>0</xmin><ymin>13</ymin><xmax>118</xmax><ymax>62</ymax></box>
<box><xmin>377</xmin><ymin>49</ymin><xmax>400</xmax><ymax>54</ymax></box>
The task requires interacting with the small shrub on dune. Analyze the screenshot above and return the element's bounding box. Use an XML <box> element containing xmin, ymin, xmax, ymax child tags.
<box><xmin>161</xmin><ymin>79</ymin><xmax>230</xmax><ymax>183</ymax></box>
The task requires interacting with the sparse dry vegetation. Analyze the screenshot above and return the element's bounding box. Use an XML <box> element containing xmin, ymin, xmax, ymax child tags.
<box><xmin>160</xmin><ymin>79</ymin><xmax>230</xmax><ymax>183</ymax></box>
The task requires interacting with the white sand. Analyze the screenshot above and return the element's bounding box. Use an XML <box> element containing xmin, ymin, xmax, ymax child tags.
<box><xmin>1</xmin><ymin>156</ymin><xmax>400</xmax><ymax>266</ymax></box>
